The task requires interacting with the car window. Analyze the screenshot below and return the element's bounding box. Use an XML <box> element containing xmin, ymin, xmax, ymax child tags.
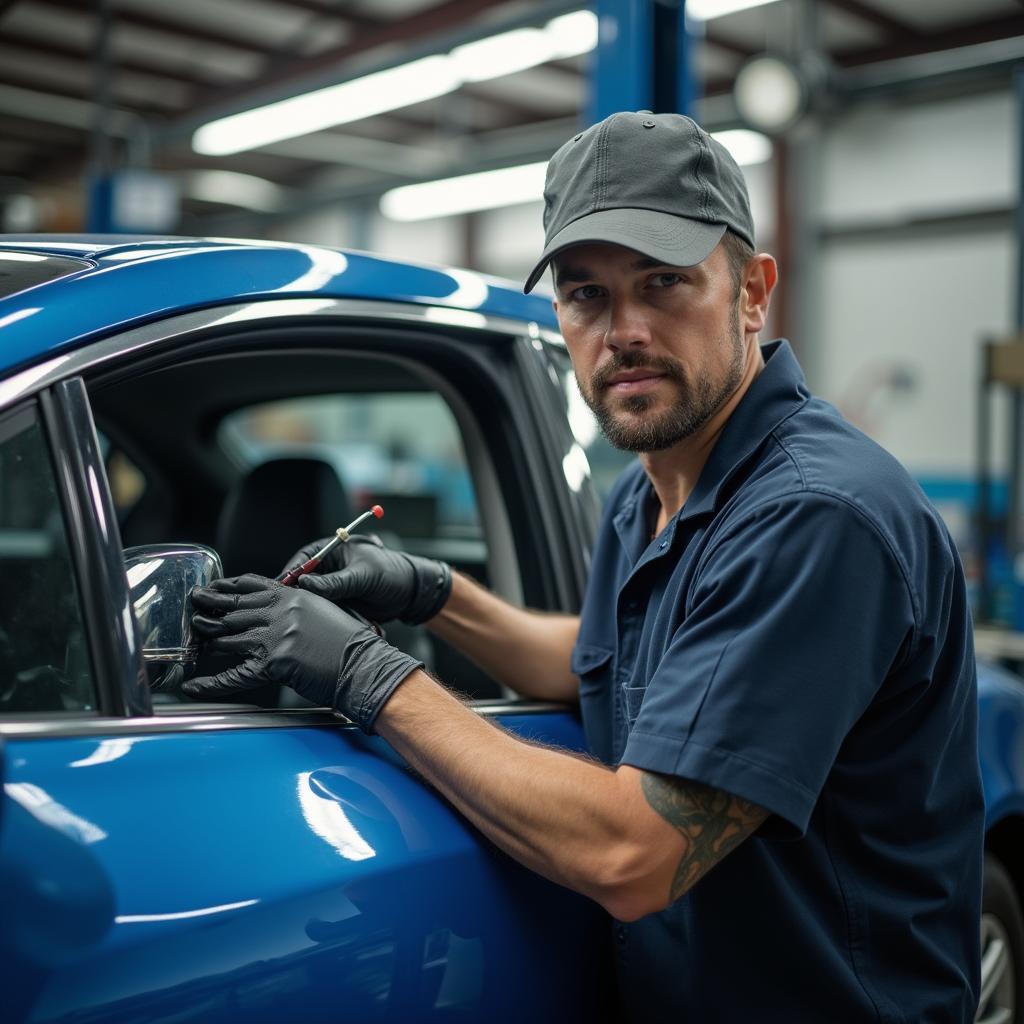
<box><xmin>0</xmin><ymin>251</ymin><xmax>91</xmax><ymax>299</ymax></box>
<box><xmin>96</xmin><ymin>430</ymin><xmax>147</xmax><ymax>525</ymax></box>
<box><xmin>220</xmin><ymin>392</ymin><xmax>482</xmax><ymax>541</ymax></box>
<box><xmin>0</xmin><ymin>403</ymin><xmax>96</xmax><ymax>713</ymax></box>
<box><xmin>194</xmin><ymin>388</ymin><xmax>495</xmax><ymax>705</ymax></box>
<box><xmin>554</xmin><ymin>352</ymin><xmax>633</xmax><ymax>503</ymax></box>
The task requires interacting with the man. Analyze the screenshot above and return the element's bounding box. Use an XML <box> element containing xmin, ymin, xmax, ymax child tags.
<box><xmin>187</xmin><ymin>111</ymin><xmax>983</xmax><ymax>1022</ymax></box>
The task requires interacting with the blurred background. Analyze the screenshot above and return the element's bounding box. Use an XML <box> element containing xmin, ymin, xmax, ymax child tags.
<box><xmin>0</xmin><ymin>0</ymin><xmax>1021</xmax><ymax>628</ymax></box>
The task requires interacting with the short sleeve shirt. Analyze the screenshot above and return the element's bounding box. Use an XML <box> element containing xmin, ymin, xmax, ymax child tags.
<box><xmin>573</xmin><ymin>341</ymin><xmax>983</xmax><ymax>1023</ymax></box>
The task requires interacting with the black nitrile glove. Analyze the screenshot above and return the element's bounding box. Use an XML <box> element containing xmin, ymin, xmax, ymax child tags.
<box><xmin>280</xmin><ymin>534</ymin><xmax>452</xmax><ymax>625</ymax></box>
<box><xmin>183</xmin><ymin>574</ymin><xmax>422</xmax><ymax>733</ymax></box>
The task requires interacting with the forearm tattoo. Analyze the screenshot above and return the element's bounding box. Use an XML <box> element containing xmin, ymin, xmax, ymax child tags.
<box><xmin>641</xmin><ymin>772</ymin><xmax>767</xmax><ymax>902</ymax></box>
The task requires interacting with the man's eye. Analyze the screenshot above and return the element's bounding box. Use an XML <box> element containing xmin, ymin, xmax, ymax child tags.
<box><xmin>650</xmin><ymin>273</ymin><xmax>682</xmax><ymax>288</ymax></box>
<box><xmin>570</xmin><ymin>285</ymin><xmax>603</xmax><ymax>300</ymax></box>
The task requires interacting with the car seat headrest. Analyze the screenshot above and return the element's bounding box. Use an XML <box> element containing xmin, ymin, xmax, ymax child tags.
<box><xmin>216</xmin><ymin>458</ymin><xmax>353</xmax><ymax>578</ymax></box>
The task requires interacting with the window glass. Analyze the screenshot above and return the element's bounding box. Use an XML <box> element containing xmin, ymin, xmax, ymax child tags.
<box><xmin>0</xmin><ymin>252</ymin><xmax>90</xmax><ymax>300</ymax></box>
<box><xmin>215</xmin><ymin>390</ymin><xmax>497</xmax><ymax>702</ymax></box>
<box><xmin>220</xmin><ymin>393</ymin><xmax>481</xmax><ymax>539</ymax></box>
<box><xmin>96</xmin><ymin>431</ymin><xmax>147</xmax><ymax>524</ymax></box>
<box><xmin>0</xmin><ymin>404</ymin><xmax>96</xmax><ymax>713</ymax></box>
<box><xmin>555</xmin><ymin>353</ymin><xmax>634</xmax><ymax>503</ymax></box>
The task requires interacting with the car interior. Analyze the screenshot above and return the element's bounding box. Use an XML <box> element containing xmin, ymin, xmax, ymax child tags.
<box><xmin>82</xmin><ymin>327</ymin><xmax>537</xmax><ymax>711</ymax></box>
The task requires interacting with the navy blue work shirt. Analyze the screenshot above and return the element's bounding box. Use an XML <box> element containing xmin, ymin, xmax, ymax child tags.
<box><xmin>573</xmin><ymin>340</ymin><xmax>983</xmax><ymax>1023</ymax></box>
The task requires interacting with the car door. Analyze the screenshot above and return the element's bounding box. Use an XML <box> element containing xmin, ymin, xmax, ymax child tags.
<box><xmin>0</xmin><ymin>299</ymin><xmax>613</xmax><ymax>1024</ymax></box>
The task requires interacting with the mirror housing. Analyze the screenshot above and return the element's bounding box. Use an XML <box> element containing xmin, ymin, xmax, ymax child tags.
<box><xmin>123</xmin><ymin>544</ymin><xmax>222</xmax><ymax>689</ymax></box>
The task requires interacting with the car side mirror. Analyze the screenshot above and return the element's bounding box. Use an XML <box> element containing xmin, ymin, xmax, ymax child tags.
<box><xmin>123</xmin><ymin>544</ymin><xmax>223</xmax><ymax>691</ymax></box>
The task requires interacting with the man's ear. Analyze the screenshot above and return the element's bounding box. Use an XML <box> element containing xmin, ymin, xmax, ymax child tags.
<box><xmin>741</xmin><ymin>254</ymin><xmax>778</xmax><ymax>335</ymax></box>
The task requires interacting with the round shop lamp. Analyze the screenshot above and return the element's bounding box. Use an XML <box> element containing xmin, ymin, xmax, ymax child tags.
<box><xmin>732</xmin><ymin>54</ymin><xmax>809</xmax><ymax>134</ymax></box>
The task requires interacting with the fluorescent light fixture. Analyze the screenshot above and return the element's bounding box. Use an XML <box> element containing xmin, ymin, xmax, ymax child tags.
<box><xmin>380</xmin><ymin>161</ymin><xmax>547</xmax><ymax>221</ymax></box>
<box><xmin>451</xmin><ymin>28</ymin><xmax>554</xmax><ymax>83</ymax></box>
<box><xmin>713</xmin><ymin>128</ymin><xmax>773</xmax><ymax>166</ymax></box>
<box><xmin>194</xmin><ymin>55</ymin><xmax>459</xmax><ymax>156</ymax></box>
<box><xmin>687</xmin><ymin>0</ymin><xmax>781</xmax><ymax>21</ymax></box>
<box><xmin>381</xmin><ymin>129</ymin><xmax>770</xmax><ymax>222</ymax></box>
<box><xmin>546</xmin><ymin>10</ymin><xmax>599</xmax><ymax>58</ymax></box>
<box><xmin>193</xmin><ymin>11</ymin><xmax>599</xmax><ymax>156</ymax></box>
<box><xmin>187</xmin><ymin>170</ymin><xmax>285</xmax><ymax>211</ymax></box>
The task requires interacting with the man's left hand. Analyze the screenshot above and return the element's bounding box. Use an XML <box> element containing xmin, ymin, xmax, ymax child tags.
<box><xmin>184</xmin><ymin>575</ymin><xmax>422</xmax><ymax>732</ymax></box>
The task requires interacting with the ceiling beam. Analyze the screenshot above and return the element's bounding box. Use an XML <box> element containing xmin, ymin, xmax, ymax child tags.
<box><xmin>272</xmin><ymin>0</ymin><xmax>382</xmax><ymax>29</ymax></box>
<box><xmin>822</xmin><ymin>0</ymin><xmax>920</xmax><ymax>41</ymax></box>
<box><xmin>0</xmin><ymin>68</ymin><xmax>166</xmax><ymax>117</ymax></box>
<box><xmin>702</xmin><ymin>30</ymin><xmax>756</xmax><ymax>60</ymax></box>
<box><xmin>835</xmin><ymin>11</ymin><xmax>1024</xmax><ymax>67</ymax></box>
<box><xmin>0</xmin><ymin>114</ymin><xmax>84</xmax><ymax>142</ymax></box>
<box><xmin>184</xmin><ymin>0</ymin><xmax>517</xmax><ymax>114</ymax></box>
<box><xmin>32</xmin><ymin>0</ymin><xmax>284</xmax><ymax>57</ymax></box>
<box><xmin>0</xmin><ymin>27</ymin><xmax>230</xmax><ymax>88</ymax></box>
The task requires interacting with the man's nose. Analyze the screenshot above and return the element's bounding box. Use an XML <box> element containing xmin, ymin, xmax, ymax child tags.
<box><xmin>604</xmin><ymin>300</ymin><xmax>652</xmax><ymax>351</ymax></box>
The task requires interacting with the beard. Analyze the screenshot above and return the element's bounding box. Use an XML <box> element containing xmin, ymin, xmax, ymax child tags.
<box><xmin>580</xmin><ymin>305</ymin><xmax>746</xmax><ymax>453</ymax></box>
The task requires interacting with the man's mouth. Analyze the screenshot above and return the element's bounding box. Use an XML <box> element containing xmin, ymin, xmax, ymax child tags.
<box><xmin>605</xmin><ymin>369</ymin><xmax>667</xmax><ymax>394</ymax></box>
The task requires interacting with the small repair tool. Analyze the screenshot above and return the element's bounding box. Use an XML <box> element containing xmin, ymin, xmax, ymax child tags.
<box><xmin>279</xmin><ymin>504</ymin><xmax>384</xmax><ymax>586</ymax></box>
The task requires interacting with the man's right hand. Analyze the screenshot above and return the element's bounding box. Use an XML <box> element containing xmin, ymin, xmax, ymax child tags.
<box><xmin>280</xmin><ymin>534</ymin><xmax>452</xmax><ymax>625</ymax></box>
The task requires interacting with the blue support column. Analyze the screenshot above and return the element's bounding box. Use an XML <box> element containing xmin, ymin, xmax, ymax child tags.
<box><xmin>587</xmin><ymin>0</ymin><xmax>696</xmax><ymax>126</ymax></box>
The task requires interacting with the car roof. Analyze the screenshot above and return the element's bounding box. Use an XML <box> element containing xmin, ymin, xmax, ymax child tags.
<box><xmin>0</xmin><ymin>235</ymin><xmax>558</xmax><ymax>375</ymax></box>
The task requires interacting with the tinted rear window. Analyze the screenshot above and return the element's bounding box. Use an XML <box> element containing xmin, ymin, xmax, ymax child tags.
<box><xmin>0</xmin><ymin>252</ymin><xmax>90</xmax><ymax>299</ymax></box>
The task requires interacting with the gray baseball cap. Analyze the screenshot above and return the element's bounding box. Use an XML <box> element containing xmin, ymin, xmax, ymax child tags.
<box><xmin>523</xmin><ymin>110</ymin><xmax>755</xmax><ymax>294</ymax></box>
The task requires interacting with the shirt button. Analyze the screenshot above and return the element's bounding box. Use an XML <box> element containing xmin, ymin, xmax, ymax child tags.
<box><xmin>616</xmin><ymin>925</ymin><xmax>627</xmax><ymax>944</ymax></box>
<box><xmin>627</xmin><ymin>599</ymin><xmax>639</xmax><ymax>611</ymax></box>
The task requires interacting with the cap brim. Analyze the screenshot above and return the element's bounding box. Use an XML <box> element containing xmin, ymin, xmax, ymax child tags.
<box><xmin>523</xmin><ymin>209</ymin><xmax>728</xmax><ymax>294</ymax></box>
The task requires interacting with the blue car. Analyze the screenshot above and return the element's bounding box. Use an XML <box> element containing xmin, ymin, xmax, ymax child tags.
<box><xmin>0</xmin><ymin>236</ymin><xmax>1021</xmax><ymax>1023</ymax></box>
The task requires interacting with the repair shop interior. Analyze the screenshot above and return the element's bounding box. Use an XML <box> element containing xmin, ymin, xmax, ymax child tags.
<box><xmin>1</xmin><ymin>2</ymin><xmax>1024</xmax><ymax>1023</ymax></box>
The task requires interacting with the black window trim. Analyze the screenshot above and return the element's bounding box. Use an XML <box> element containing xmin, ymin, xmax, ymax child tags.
<box><xmin>38</xmin><ymin>379</ymin><xmax>149</xmax><ymax>716</ymax></box>
<box><xmin>0</xmin><ymin>298</ymin><xmax>586</xmax><ymax>734</ymax></box>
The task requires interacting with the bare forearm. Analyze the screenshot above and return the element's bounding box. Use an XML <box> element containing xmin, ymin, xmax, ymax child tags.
<box><xmin>427</xmin><ymin>572</ymin><xmax>579</xmax><ymax>701</ymax></box>
<box><xmin>375</xmin><ymin>670</ymin><xmax>668</xmax><ymax>918</ymax></box>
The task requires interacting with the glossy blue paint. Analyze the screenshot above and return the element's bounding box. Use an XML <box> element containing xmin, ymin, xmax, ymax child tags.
<box><xmin>978</xmin><ymin>660</ymin><xmax>1024</xmax><ymax>828</ymax></box>
<box><xmin>0</xmin><ymin>237</ymin><xmax>559</xmax><ymax>375</ymax></box>
<box><xmin>0</xmin><ymin>711</ymin><xmax>608</xmax><ymax>1024</ymax></box>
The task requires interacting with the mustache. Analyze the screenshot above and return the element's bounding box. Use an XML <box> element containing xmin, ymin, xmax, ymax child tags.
<box><xmin>590</xmin><ymin>352</ymin><xmax>686</xmax><ymax>393</ymax></box>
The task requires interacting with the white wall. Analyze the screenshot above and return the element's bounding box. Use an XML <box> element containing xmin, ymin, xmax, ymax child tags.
<box><xmin>820</xmin><ymin>90</ymin><xmax>1014</xmax><ymax>227</ymax></box>
<box><xmin>813</xmin><ymin>89</ymin><xmax>1015</xmax><ymax>493</ymax></box>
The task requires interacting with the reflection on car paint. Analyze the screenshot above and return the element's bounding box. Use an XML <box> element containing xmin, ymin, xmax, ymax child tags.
<box><xmin>297</xmin><ymin>770</ymin><xmax>376</xmax><ymax>862</ymax></box>
<box><xmin>69</xmin><ymin>738</ymin><xmax>135</xmax><ymax>768</ymax></box>
<box><xmin>5</xmin><ymin>783</ymin><xmax>107</xmax><ymax>845</ymax></box>
<box><xmin>278</xmin><ymin>247</ymin><xmax>349</xmax><ymax>292</ymax></box>
<box><xmin>115</xmin><ymin>898</ymin><xmax>259</xmax><ymax>924</ymax></box>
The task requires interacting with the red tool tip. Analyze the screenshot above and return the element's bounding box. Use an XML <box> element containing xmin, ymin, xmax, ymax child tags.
<box><xmin>371</xmin><ymin>504</ymin><xmax>384</xmax><ymax>518</ymax></box>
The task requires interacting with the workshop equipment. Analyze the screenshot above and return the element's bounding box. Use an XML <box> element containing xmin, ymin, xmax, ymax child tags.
<box><xmin>278</xmin><ymin>505</ymin><xmax>384</xmax><ymax>586</ymax></box>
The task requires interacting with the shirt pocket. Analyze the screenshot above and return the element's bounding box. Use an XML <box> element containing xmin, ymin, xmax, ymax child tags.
<box><xmin>621</xmin><ymin>682</ymin><xmax>647</xmax><ymax>728</ymax></box>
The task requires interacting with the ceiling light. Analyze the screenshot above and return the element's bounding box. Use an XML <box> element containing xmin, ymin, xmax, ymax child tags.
<box><xmin>193</xmin><ymin>55</ymin><xmax>459</xmax><ymax>156</ymax></box>
<box><xmin>380</xmin><ymin>162</ymin><xmax>548</xmax><ymax>221</ymax></box>
<box><xmin>733</xmin><ymin>54</ymin><xmax>808</xmax><ymax>133</ymax></box>
<box><xmin>545</xmin><ymin>11</ymin><xmax>599</xmax><ymax>58</ymax></box>
<box><xmin>687</xmin><ymin>0</ymin><xmax>782</xmax><ymax>21</ymax></box>
<box><xmin>713</xmin><ymin>129</ymin><xmax>773</xmax><ymax>166</ymax></box>
<box><xmin>451</xmin><ymin>28</ymin><xmax>555</xmax><ymax>83</ymax></box>
<box><xmin>186</xmin><ymin>170</ymin><xmax>285</xmax><ymax>211</ymax></box>
<box><xmin>193</xmin><ymin>11</ymin><xmax>600</xmax><ymax>156</ymax></box>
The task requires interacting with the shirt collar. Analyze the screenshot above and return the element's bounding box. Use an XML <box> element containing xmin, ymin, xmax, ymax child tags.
<box><xmin>679</xmin><ymin>339</ymin><xmax>809</xmax><ymax>523</ymax></box>
<box><xmin>612</xmin><ymin>339</ymin><xmax>809</xmax><ymax>560</ymax></box>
